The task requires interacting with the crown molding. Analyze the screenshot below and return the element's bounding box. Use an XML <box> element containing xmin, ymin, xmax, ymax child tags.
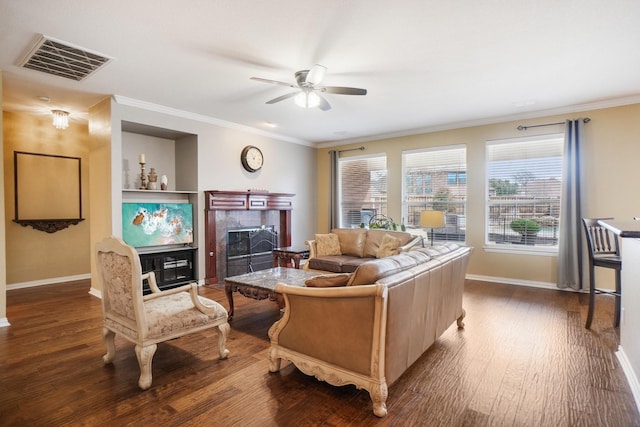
<box><xmin>317</xmin><ymin>94</ymin><xmax>640</xmax><ymax>149</ymax></box>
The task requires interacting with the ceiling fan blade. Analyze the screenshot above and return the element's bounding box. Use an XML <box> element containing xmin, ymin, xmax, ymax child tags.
<box><xmin>250</xmin><ymin>77</ymin><xmax>296</xmax><ymax>88</ymax></box>
<box><xmin>320</xmin><ymin>86</ymin><xmax>367</xmax><ymax>95</ymax></box>
<box><xmin>265</xmin><ymin>92</ymin><xmax>299</xmax><ymax>104</ymax></box>
<box><xmin>306</xmin><ymin>64</ymin><xmax>327</xmax><ymax>85</ymax></box>
<box><xmin>317</xmin><ymin>94</ymin><xmax>331</xmax><ymax>111</ymax></box>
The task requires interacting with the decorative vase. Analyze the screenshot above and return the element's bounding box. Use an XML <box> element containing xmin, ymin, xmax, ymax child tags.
<box><xmin>147</xmin><ymin>168</ymin><xmax>158</xmax><ymax>190</ymax></box>
<box><xmin>160</xmin><ymin>174</ymin><xmax>168</xmax><ymax>190</ymax></box>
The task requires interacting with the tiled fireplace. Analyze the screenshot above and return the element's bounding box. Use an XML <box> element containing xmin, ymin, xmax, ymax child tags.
<box><xmin>204</xmin><ymin>190</ymin><xmax>294</xmax><ymax>284</ymax></box>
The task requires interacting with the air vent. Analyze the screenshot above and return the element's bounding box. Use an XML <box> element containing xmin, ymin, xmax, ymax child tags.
<box><xmin>18</xmin><ymin>35</ymin><xmax>112</xmax><ymax>81</ymax></box>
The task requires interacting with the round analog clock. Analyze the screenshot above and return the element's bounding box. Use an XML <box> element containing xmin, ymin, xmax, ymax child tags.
<box><xmin>240</xmin><ymin>145</ymin><xmax>264</xmax><ymax>172</ymax></box>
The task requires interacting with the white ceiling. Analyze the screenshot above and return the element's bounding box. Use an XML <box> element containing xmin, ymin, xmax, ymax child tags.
<box><xmin>2</xmin><ymin>1</ymin><xmax>640</xmax><ymax>146</ymax></box>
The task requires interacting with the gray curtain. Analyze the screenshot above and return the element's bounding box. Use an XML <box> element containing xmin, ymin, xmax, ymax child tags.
<box><xmin>329</xmin><ymin>150</ymin><xmax>339</xmax><ymax>231</ymax></box>
<box><xmin>557</xmin><ymin>119</ymin><xmax>585</xmax><ymax>290</ymax></box>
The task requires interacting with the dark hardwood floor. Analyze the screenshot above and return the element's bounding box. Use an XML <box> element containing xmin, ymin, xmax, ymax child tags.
<box><xmin>1</xmin><ymin>279</ymin><xmax>638</xmax><ymax>426</ymax></box>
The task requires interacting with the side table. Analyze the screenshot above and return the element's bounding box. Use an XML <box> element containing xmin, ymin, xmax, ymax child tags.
<box><xmin>272</xmin><ymin>246</ymin><xmax>310</xmax><ymax>269</ymax></box>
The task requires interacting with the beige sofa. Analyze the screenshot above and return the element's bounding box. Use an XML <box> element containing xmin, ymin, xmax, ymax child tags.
<box><xmin>268</xmin><ymin>243</ymin><xmax>472</xmax><ymax>417</ymax></box>
<box><xmin>305</xmin><ymin>228</ymin><xmax>422</xmax><ymax>273</ymax></box>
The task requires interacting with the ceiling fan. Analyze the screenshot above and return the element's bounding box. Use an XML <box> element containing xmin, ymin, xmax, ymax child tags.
<box><xmin>250</xmin><ymin>64</ymin><xmax>367</xmax><ymax>111</ymax></box>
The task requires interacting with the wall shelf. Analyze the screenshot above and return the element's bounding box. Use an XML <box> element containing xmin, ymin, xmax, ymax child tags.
<box><xmin>122</xmin><ymin>189</ymin><xmax>198</xmax><ymax>194</ymax></box>
<box><xmin>120</xmin><ymin>121</ymin><xmax>200</xmax><ymax>285</ymax></box>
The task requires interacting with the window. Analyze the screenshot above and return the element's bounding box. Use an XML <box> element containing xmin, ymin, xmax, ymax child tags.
<box><xmin>339</xmin><ymin>154</ymin><xmax>387</xmax><ymax>227</ymax></box>
<box><xmin>486</xmin><ymin>134</ymin><xmax>563</xmax><ymax>251</ymax></box>
<box><xmin>402</xmin><ymin>145</ymin><xmax>466</xmax><ymax>244</ymax></box>
<box><xmin>447</xmin><ymin>171</ymin><xmax>466</xmax><ymax>185</ymax></box>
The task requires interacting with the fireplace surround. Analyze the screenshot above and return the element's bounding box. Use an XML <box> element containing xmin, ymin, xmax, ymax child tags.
<box><xmin>204</xmin><ymin>190</ymin><xmax>294</xmax><ymax>284</ymax></box>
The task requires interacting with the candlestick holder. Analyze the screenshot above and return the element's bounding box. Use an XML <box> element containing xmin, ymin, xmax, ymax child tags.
<box><xmin>139</xmin><ymin>162</ymin><xmax>147</xmax><ymax>189</ymax></box>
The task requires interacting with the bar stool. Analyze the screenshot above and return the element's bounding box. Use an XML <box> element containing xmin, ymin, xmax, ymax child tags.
<box><xmin>582</xmin><ymin>218</ymin><xmax>622</xmax><ymax>329</ymax></box>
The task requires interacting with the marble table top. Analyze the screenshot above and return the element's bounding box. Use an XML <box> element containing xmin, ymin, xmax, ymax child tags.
<box><xmin>224</xmin><ymin>267</ymin><xmax>325</xmax><ymax>291</ymax></box>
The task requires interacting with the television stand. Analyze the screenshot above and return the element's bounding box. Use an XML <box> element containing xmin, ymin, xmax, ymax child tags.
<box><xmin>138</xmin><ymin>247</ymin><xmax>197</xmax><ymax>294</ymax></box>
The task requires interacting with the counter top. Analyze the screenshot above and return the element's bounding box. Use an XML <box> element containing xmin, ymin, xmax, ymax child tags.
<box><xmin>598</xmin><ymin>219</ymin><xmax>640</xmax><ymax>238</ymax></box>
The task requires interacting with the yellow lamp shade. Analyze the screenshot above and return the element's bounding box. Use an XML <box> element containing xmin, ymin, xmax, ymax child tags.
<box><xmin>420</xmin><ymin>210</ymin><xmax>445</xmax><ymax>228</ymax></box>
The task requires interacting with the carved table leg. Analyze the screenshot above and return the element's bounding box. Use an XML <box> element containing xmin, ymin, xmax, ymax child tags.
<box><xmin>292</xmin><ymin>254</ymin><xmax>301</xmax><ymax>269</ymax></box>
<box><xmin>224</xmin><ymin>282</ymin><xmax>235</xmax><ymax>321</ymax></box>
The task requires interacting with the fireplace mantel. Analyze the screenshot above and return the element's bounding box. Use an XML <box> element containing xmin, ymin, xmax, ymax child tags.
<box><xmin>204</xmin><ymin>190</ymin><xmax>295</xmax><ymax>284</ymax></box>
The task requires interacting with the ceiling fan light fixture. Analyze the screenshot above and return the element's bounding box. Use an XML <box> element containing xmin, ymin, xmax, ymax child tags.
<box><xmin>294</xmin><ymin>91</ymin><xmax>321</xmax><ymax>109</ymax></box>
<box><xmin>51</xmin><ymin>109</ymin><xmax>69</xmax><ymax>129</ymax></box>
<box><xmin>306</xmin><ymin>64</ymin><xmax>327</xmax><ymax>85</ymax></box>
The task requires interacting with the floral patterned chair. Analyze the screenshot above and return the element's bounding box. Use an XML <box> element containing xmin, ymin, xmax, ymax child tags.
<box><xmin>95</xmin><ymin>236</ymin><xmax>230</xmax><ymax>389</ymax></box>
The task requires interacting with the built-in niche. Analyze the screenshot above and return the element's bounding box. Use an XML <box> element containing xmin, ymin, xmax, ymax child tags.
<box><xmin>13</xmin><ymin>151</ymin><xmax>84</xmax><ymax>233</ymax></box>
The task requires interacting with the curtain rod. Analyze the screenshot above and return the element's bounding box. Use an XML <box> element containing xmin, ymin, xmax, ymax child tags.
<box><xmin>517</xmin><ymin>117</ymin><xmax>590</xmax><ymax>131</ymax></box>
<box><xmin>330</xmin><ymin>146</ymin><xmax>365</xmax><ymax>154</ymax></box>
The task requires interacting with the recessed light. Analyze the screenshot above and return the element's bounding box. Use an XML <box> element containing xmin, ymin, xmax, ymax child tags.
<box><xmin>265</xmin><ymin>122</ymin><xmax>277</xmax><ymax>128</ymax></box>
<box><xmin>38</xmin><ymin>96</ymin><xmax>50</xmax><ymax>102</ymax></box>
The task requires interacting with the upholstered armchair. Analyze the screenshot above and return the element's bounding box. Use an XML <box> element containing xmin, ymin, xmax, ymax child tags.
<box><xmin>95</xmin><ymin>236</ymin><xmax>230</xmax><ymax>389</ymax></box>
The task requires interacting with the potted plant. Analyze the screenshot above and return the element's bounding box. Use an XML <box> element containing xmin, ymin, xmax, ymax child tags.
<box><xmin>510</xmin><ymin>218</ymin><xmax>540</xmax><ymax>245</ymax></box>
<box><xmin>368</xmin><ymin>215</ymin><xmax>398</xmax><ymax>230</ymax></box>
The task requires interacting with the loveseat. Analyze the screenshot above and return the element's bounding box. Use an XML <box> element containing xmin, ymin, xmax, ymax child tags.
<box><xmin>304</xmin><ymin>228</ymin><xmax>422</xmax><ymax>273</ymax></box>
<box><xmin>268</xmin><ymin>242</ymin><xmax>472</xmax><ymax>417</ymax></box>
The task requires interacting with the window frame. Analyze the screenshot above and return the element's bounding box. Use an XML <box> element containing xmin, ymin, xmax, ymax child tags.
<box><xmin>484</xmin><ymin>133</ymin><xmax>564</xmax><ymax>256</ymax></box>
<box><xmin>401</xmin><ymin>144</ymin><xmax>467</xmax><ymax>245</ymax></box>
<box><xmin>338</xmin><ymin>152</ymin><xmax>388</xmax><ymax>228</ymax></box>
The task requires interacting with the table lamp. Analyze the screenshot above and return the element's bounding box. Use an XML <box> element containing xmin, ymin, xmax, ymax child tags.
<box><xmin>420</xmin><ymin>210</ymin><xmax>445</xmax><ymax>246</ymax></box>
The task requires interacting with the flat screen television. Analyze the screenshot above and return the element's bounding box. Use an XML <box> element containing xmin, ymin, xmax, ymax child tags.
<box><xmin>122</xmin><ymin>202</ymin><xmax>193</xmax><ymax>247</ymax></box>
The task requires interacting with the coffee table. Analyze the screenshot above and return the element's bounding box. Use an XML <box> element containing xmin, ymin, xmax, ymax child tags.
<box><xmin>224</xmin><ymin>267</ymin><xmax>325</xmax><ymax>320</ymax></box>
<box><xmin>272</xmin><ymin>245</ymin><xmax>310</xmax><ymax>269</ymax></box>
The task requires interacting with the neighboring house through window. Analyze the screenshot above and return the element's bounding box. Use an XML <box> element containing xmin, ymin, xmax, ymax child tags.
<box><xmin>339</xmin><ymin>154</ymin><xmax>387</xmax><ymax>228</ymax></box>
<box><xmin>402</xmin><ymin>145</ymin><xmax>467</xmax><ymax>244</ymax></box>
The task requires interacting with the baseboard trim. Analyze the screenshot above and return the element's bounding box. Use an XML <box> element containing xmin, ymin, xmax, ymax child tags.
<box><xmin>0</xmin><ymin>317</ymin><xmax>10</xmax><ymax>328</ymax></box>
<box><xmin>6</xmin><ymin>274</ymin><xmax>91</xmax><ymax>291</ymax></box>
<box><xmin>466</xmin><ymin>274</ymin><xmax>580</xmax><ymax>292</ymax></box>
<box><xmin>616</xmin><ymin>346</ymin><xmax>640</xmax><ymax>413</ymax></box>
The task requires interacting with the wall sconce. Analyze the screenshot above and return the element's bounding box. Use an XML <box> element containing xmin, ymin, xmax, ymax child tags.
<box><xmin>51</xmin><ymin>110</ymin><xmax>69</xmax><ymax>129</ymax></box>
<box><xmin>420</xmin><ymin>210</ymin><xmax>445</xmax><ymax>246</ymax></box>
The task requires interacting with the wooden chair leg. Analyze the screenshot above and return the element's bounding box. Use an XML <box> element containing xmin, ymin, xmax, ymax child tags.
<box><xmin>102</xmin><ymin>328</ymin><xmax>116</xmax><ymax>364</ymax></box>
<box><xmin>217</xmin><ymin>322</ymin><xmax>230</xmax><ymax>359</ymax></box>
<box><xmin>585</xmin><ymin>268</ymin><xmax>596</xmax><ymax>329</ymax></box>
<box><xmin>614</xmin><ymin>269</ymin><xmax>622</xmax><ymax>328</ymax></box>
<box><xmin>135</xmin><ymin>343</ymin><xmax>158</xmax><ymax>390</ymax></box>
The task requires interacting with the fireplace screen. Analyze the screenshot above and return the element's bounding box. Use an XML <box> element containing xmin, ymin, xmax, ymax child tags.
<box><xmin>226</xmin><ymin>226</ymin><xmax>277</xmax><ymax>276</ymax></box>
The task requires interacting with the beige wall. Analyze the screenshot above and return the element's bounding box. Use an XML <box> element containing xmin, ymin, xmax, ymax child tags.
<box><xmin>316</xmin><ymin>103</ymin><xmax>640</xmax><ymax>287</ymax></box>
<box><xmin>88</xmin><ymin>98</ymin><xmax>114</xmax><ymax>294</ymax></box>
<box><xmin>3</xmin><ymin>110</ymin><xmax>90</xmax><ymax>284</ymax></box>
<box><xmin>0</xmin><ymin>71</ymin><xmax>6</xmax><ymax>322</ymax></box>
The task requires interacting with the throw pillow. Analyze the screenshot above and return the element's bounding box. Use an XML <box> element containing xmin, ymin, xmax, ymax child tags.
<box><xmin>305</xmin><ymin>273</ymin><xmax>352</xmax><ymax>287</ymax></box>
<box><xmin>315</xmin><ymin>233</ymin><xmax>342</xmax><ymax>257</ymax></box>
<box><xmin>376</xmin><ymin>234</ymin><xmax>401</xmax><ymax>258</ymax></box>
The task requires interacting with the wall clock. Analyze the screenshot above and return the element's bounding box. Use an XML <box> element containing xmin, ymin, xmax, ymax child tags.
<box><xmin>241</xmin><ymin>145</ymin><xmax>264</xmax><ymax>172</ymax></box>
